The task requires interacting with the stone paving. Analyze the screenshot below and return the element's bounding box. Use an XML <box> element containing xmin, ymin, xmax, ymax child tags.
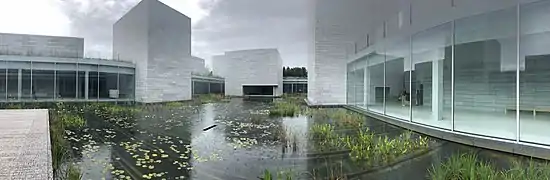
<box><xmin>0</xmin><ymin>109</ymin><xmax>52</xmax><ymax>180</ymax></box>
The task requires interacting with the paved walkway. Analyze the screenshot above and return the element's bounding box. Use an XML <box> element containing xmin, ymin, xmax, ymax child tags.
<box><xmin>0</xmin><ymin>109</ymin><xmax>52</xmax><ymax>180</ymax></box>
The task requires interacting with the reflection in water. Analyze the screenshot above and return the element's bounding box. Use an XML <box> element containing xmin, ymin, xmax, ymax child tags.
<box><xmin>63</xmin><ymin>99</ymin><xmax>549</xmax><ymax>180</ymax></box>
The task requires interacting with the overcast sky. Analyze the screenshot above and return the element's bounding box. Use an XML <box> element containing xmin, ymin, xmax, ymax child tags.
<box><xmin>0</xmin><ymin>0</ymin><xmax>308</xmax><ymax>68</ymax></box>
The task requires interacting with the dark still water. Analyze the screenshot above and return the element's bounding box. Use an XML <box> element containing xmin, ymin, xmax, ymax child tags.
<box><xmin>64</xmin><ymin>99</ymin><xmax>546</xmax><ymax>180</ymax></box>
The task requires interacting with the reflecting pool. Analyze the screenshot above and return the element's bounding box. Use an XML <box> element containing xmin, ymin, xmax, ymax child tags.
<box><xmin>36</xmin><ymin>98</ymin><xmax>549</xmax><ymax>180</ymax></box>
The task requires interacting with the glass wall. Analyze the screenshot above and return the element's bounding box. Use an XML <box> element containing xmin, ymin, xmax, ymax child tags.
<box><xmin>346</xmin><ymin>1</ymin><xmax>550</xmax><ymax>146</ymax></box>
<box><xmin>454</xmin><ymin>6</ymin><xmax>517</xmax><ymax>139</ymax></box>
<box><xmin>0</xmin><ymin>62</ymin><xmax>6</xmax><ymax>101</ymax></box>
<box><xmin>7</xmin><ymin>69</ymin><xmax>18</xmax><ymax>100</ymax></box>
<box><xmin>56</xmin><ymin>63</ymin><xmax>77</xmax><ymax>100</ymax></box>
<box><xmin>32</xmin><ymin>62</ymin><xmax>56</xmax><ymax>100</ymax></box>
<box><xmin>77</xmin><ymin>71</ymin><xmax>86</xmax><ymax>99</ymax></box>
<box><xmin>88</xmin><ymin>65</ymin><xmax>99</xmax><ymax>100</ymax></box>
<box><xmin>519</xmin><ymin>0</ymin><xmax>550</xmax><ymax>145</ymax></box>
<box><xmin>384</xmin><ymin>37</ymin><xmax>411</xmax><ymax>120</ymax></box>
<box><xmin>0</xmin><ymin>60</ymin><xmax>135</xmax><ymax>102</ymax></box>
<box><xmin>411</xmin><ymin>22</ymin><xmax>452</xmax><ymax>129</ymax></box>
<box><xmin>119</xmin><ymin>72</ymin><xmax>135</xmax><ymax>100</ymax></box>
<box><xmin>365</xmin><ymin>53</ymin><xmax>385</xmax><ymax>113</ymax></box>
<box><xmin>99</xmin><ymin>65</ymin><xmax>119</xmax><ymax>99</ymax></box>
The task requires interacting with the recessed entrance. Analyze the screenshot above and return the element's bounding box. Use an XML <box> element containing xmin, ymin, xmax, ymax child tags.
<box><xmin>242</xmin><ymin>85</ymin><xmax>275</xmax><ymax>96</ymax></box>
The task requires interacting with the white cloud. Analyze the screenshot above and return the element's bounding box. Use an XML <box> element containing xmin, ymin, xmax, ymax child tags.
<box><xmin>0</xmin><ymin>0</ymin><xmax>71</xmax><ymax>36</ymax></box>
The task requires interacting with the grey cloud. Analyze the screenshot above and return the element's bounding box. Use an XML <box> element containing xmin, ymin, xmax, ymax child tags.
<box><xmin>193</xmin><ymin>0</ymin><xmax>308</xmax><ymax>67</ymax></box>
<box><xmin>58</xmin><ymin>0</ymin><xmax>139</xmax><ymax>58</ymax></box>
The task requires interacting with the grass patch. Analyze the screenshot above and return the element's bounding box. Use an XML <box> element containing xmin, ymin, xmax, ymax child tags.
<box><xmin>195</xmin><ymin>94</ymin><xmax>229</xmax><ymax>104</ymax></box>
<box><xmin>429</xmin><ymin>153</ymin><xmax>550</xmax><ymax>180</ymax></box>
<box><xmin>50</xmin><ymin>103</ymin><xmax>85</xmax><ymax>179</ymax></box>
<box><xmin>310</xmin><ymin>121</ymin><xmax>430</xmax><ymax>167</ymax></box>
<box><xmin>269</xmin><ymin>101</ymin><xmax>301</xmax><ymax>117</ymax></box>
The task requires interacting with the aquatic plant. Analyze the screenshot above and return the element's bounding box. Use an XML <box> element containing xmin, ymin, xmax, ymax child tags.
<box><xmin>502</xmin><ymin>159</ymin><xmax>550</xmax><ymax>180</ymax></box>
<box><xmin>195</xmin><ymin>94</ymin><xmax>229</xmax><ymax>104</ymax></box>
<box><xmin>65</xmin><ymin>163</ymin><xmax>83</xmax><ymax>180</ymax></box>
<box><xmin>261</xmin><ymin>169</ymin><xmax>293</xmax><ymax>180</ymax></box>
<box><xmin>49</xmin><ymin>107</ymin><xmax>84</xmax><ymax>179</ymax></box>
<box><xmin>269</xmin><ymin>101</ymin><xmax>300</xmax><ymax>117</ymax></box>
<box><xmin>165</xmin><ymin>101</ymin><xmax>184</xmax><ymax>107</ymax></box>
<box><xmin>428</xmin><ymin>153</ymin><xmax>501</xmax><ymax>180</ymax></box>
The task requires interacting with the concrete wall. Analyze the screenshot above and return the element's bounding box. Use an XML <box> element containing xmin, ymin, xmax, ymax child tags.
<box><xmin>190</xmin><ymin>56</ymin><xmax>208</xmax><ymax>75</ymax></box>
<box><xmin>113</xmin><ymin>0</ymin><xmax>192</xmax><ymax>103</ymax></box>
<box><xmin>308</xmin><ymin>0</ymin><xmax>371</xmax><ymax>105</ymax></box>
<box><xmin>215</xmin><ymin>49</ymin><xmax>283</xmax><ymax>96</ymax></box>
<box><xmin>0</xmin><ymin>33</ymin><xmax>84</xmax><ymax>58</ymax></box>
<box><xmin>211</xmin><ymin>55</ymin><xmax>228</xmax><ymax>77</ymax></box>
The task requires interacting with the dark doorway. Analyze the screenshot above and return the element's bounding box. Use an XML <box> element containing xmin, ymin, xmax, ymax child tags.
<box><xmin>243</xmin><ymin>86</ymin><xmax>274</xmax><ymax>96</ymax></box>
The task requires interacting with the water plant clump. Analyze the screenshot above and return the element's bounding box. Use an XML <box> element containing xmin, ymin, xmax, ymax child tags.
<box><xmin>195</xmin><ymin>94</ymin><xmax>229</xmax><ymax>104</ymax></box>
<box><xmin>269</xmin><ymin>101</ymin><xmax>301</xmax><ymax>117</ymax></box>
<box><xmin>429</xmin><ymin>153</ymin><xmax>550</xmax><ymax>180</ymax></box>
<box><xmin>50</xmin><ymin>103</ymin><xmax>86</xmax><ymax>179</ymax></box>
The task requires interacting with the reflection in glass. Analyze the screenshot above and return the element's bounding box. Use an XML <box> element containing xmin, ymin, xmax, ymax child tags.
<box><xmin>365</xmin><ymin>52</ymin><xmax>385</xmax><ymax>114</ymax></box>
<box><xmin>32</xmin><ymin>69</ymin><xmax>55</xmax><ymax>100</ymax></box>
<box><xmin>119</xmin><ymin>73</ymin><xmax>134</xmax><ymax>100</ymax></box>
<box><xmin>99</xmin><ymin>71</ymin><xmax>118</xmax><ymax>99</ymax></box>
<box><xmin>454</xmin><ymin>7</ymin><xmax>517</xmax><ymax>139</ymax></box>
<box><xmin>22</xmin><ymin>69</ymin><xmax>32</xmax><ymax>100</ymax></box>
<box><xmin>346</xmin><ymin>63</ymin><xmax>355</xmax><ymax>105</ymax></box>
<box><xmin>520</xmin><ymin>0</ymin><xmax>550</xmax><ymax>145</ymax></box>
<box><xmin>0</xmin><ymin>62</ymin><xmax>6</xmax><ymax>101</ymax></box>
<box><xmin>7</xmin><ymin>69</ymin><xmax>18</xmax><ymax>100</ymax></box>
<box><xmin>384</xmin><ymin>37</ymin><xmax>411</xmax><ymax>120</ymax></box>
<box><xmin>411</xmin><ymin>22</ymin><xmax>452</xmax><ymax>129</ymax></box>
<box><xmin>77</xmin><ymin>71</ymin><xmax>86</xmax><ymax>99</ymax></box>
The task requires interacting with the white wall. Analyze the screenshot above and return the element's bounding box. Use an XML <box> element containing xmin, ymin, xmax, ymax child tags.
<box><xmin>215</xmin><ymin>49</ymin><xmax>283</xmax><ymax>96</ymax></box>
<box><xmin>308</xmin><ymin>0</ymin><xmax>372</xmax><ymax>105</ymax></box>
<box><xmin>190</xmin><ymin>56</ymin><xmax>208</xmax><ymax>75</ymax></box>
<box><xmin>113</xmin><ymin>0</ymin><xmax>192</xmax><ymax>103</ymax></box>
<box><xmin>0</xmin><ymin>33</ymin><xmax>84</xmax><ymax>58</ymax></box>
<box><xmin>211</xmin><ymin>55</ymin><xmax>227</xmax><ymax>77</ymax></box>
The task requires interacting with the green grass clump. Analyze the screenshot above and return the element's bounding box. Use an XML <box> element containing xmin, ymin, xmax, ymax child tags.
<box><xmin>429</xmin><ymin>153</ymin><xmax>501</xmax><ymax>180</ymax></box>
<box><xmin>50</xmin><ymin>107</ymin><xmax>84</xmax><ymax>179</ymax></box>
<box><xmin>196</xmin><ymin>94</ymin><xmax>229</xmax><ymax>103</ymax></box>
<box><xmin>165</xmin><ymin>101</ymin><xmax>184</xmax><ymax>107</ymax></box>
<box><xmin>503</xmin><ymin>159</ymin><xmax>550</xmax><ymax>180</ymax></box>
<box><xmin>429</xmin><ymin>153</ymin><xmax>550</xmax><ymax>180</ymax></box>
<box><xmin>261</xmin><ymin>169</ymin><xmax>293</xmax><ymax>180</ymax></box>
<box><xmin>269</xmin><ymin>101</ymin><xmax>301</xmax><ymax>117</ymax></box>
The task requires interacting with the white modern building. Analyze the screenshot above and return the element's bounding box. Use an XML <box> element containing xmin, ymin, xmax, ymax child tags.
<box><xmin>0</xmin><ymin>0</ymin><xmax>217</xmax><ymax>103</ymax></box>
<box><xmin>113</xmin><ymin>0</ymin><xmax>194</xmax><ymax>103</ymax></box>
<box><xmin>190</xmin><ymin>56</ymin><xmax>209</xmax><ymax>75</ymax></box>
<box><xmin>311</xmin><ymin>0</ymin><xmax>550</xmax><ymax>158</ymax></box>
<box><xmin>212</xmin><ymin>49</ymin><xmax>283</xmax><ymax>97</ymax></box>
<box><xmin>0</xmin><ymin>32</ymin><xmax>135</xmax><ymax>102</ymax></box>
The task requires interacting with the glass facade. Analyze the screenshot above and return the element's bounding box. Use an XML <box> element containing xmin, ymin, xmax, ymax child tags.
<box><xmin>346</xmin><ymin>1</ymin><xmax>550</xmax><ymax>146</ymax></box>
<box><xmin>0</xmin><ymin>59</ymin><xmax>135</xmax><ymax>102</ymax></box>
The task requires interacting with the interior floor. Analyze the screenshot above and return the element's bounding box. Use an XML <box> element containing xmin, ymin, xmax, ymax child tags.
<box><xmin>352</xmin><ymin>102</ymin><xmax>550</xmax><ymax>146</ymax></box>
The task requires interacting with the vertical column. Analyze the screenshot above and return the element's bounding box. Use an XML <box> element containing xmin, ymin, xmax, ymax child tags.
<box><xmin>363</xmin><ymin>68</ymin><xmax>368</xmax><ymax>107</ymax></box>
<box><xmin>17</xmin><ymin>69</ymin><xmax>21</xmax><ymax>100</ymax></box>
<box><xmin>76</xmin><ymin>63</ymin><xmax>79</xmax><ymax>98</ymax></box>
<box><xmin>53</xmin><ymin>63</ymin><xmax>57</xmax><ymax>100</ymax></box>
<box><xmin>208</xmin><ymin>82</ymin><xmax>211</xmax><ymax>94</ymax></box>
<box><xmin>4</xmin><ymin>68</ymin><xmax>7</xmax><ymax>100</ymax></box>
<box><xmin>117</xmin><ymin>66</ymin><xmax>120</xmax><ymax>99</ymax></box>
<box><xmin>84</xmin><ymin>71</ymin><xmax>89</xmax><ymax>100</ymax></box>
<box><xmin>432</xmin><ymin>59</ymin><xmax>444</xmax><ymax>121</ymax></box>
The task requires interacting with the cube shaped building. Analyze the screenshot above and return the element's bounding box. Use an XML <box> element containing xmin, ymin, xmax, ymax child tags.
<box><xmin>113</xmin><ymin>0</ymin><xmax>192</xmax><ymax>103</ymax></box>
<box><xmin>213</xmin><ymin>49</ymin><xmax>283</xmax><ymax>97</ymax></box>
